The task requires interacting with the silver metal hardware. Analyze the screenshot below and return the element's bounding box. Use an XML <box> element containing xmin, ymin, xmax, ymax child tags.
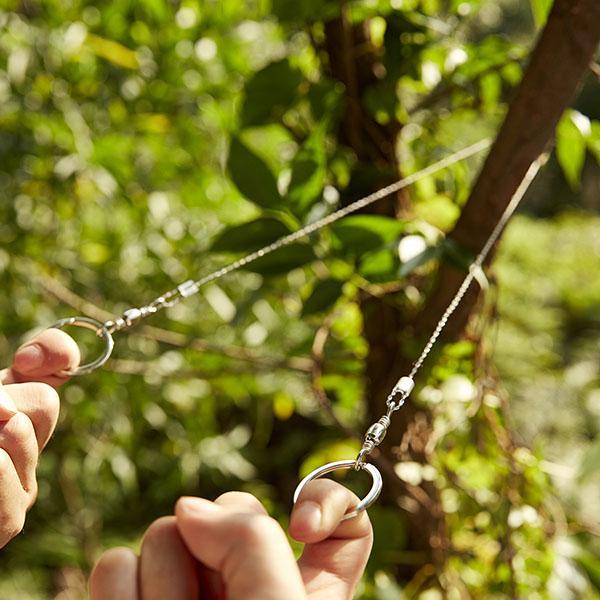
<box><xmin>354</xmin><ymin>414</ymin><xmax>392</xmax><ymax>469</ymax></box>
<box><xmin>51</xmin><ymin>316</ymin><xmax>114</xmax><ymax>376</ymax></box>
<box><xmin>293</xmin><ymin>460</ymin><xmax>383</xmax><ymax>520</ymax></box>
<box><xmin>395</xmin><ymin>376</ymin><xmax>415</xmax><ymax>396</ymax></box>
<box><xmin>291</xmin><ymin>156</ymin><xmax>546</xmax><ymax>516</ymax></box>
<box><xmin>177</xmin><ymin>280</ymin><xmax>199</xmax><ymax>297</ymax></box>
<box><xmin>56</xmin><ymin>140</ymin><xmax>492</xmax><ymax>363</ymax></box>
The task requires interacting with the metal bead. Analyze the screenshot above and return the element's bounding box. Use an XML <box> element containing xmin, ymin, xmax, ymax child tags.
<box><xmin>123</xmin><ymin>308</ymin><xmax>142</xmax><ymax>326</ymax></box>
<box><xmin>177</xmin><ymin>280</ymin><xmax>199</xmax><ymax>298</ymax></box>
<box><xmin>365</xmin><ymin>422</ymin><xmax>387</xmax><ymax>445</ymax></box>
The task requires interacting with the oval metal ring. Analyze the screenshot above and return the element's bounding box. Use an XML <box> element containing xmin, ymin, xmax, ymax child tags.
<box><xmin>293</xmin><ymin>459</ymin><xmax>382</xmax><ymax>521</ymax></box>
<box><xmin>50</xmin><ymin>316</ymin><xmax>114</xmax><ymax>376</ymax></box>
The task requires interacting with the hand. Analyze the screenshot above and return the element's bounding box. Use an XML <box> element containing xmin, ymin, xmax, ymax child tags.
<box><xmin>90</xmin><ymin>481</ymin><xmax>373</xmax><ymax>600</ymax></box>
<box><xmin>0</xmin><ymin>328</ymin><xmax>80</xmax><ymax>548</ymax></box>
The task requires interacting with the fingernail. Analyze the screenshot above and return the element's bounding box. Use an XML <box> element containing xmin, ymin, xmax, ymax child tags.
<box><xmin>0</xmin><ymin>386</ymin><xmax>18</xmax><ymax>419</ymax></box>
<box><xmin>14</xmin><ymin>344</ymin><xmax>44</xmax><ymax>373</ymax></box>
<box><xmin>293</xmin><ymin>501</ymin><xmax>322</xmax><ymax>532</ymax></box>
<box><xmin>178</xmin><ymin>497</ymin><xmax>221</xmax><ymax>517</ymax></box>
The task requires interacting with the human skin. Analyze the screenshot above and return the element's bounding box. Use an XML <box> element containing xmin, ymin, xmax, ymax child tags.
<box><xmin>0</xmin><ymin>328</ymin><xmax>80</xmax><ymax>548</ymax></box>
<box><xmin>89</xmin><ymin>480</ymin><xmax>373</xmax><ymax>600</ymax></box>
<box><xmin>0</xmin><ymin>328</ymin><xmax>373</xmax><ymax>597</ymax></box>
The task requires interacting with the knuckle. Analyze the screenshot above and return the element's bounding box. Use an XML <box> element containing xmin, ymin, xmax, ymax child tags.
<box><xmin>216</xmin><ymin>491</ymin><xmax>253</xmax><ymax>503</ymax></box>
<box><xmin>2</xmin><ymin>412</ymin><xmax>35</xmax><ymax>448</ymax></box>
<box><xmin>240</xmin><ymin>514</ymin><xmax>282</xmax><ymax>545</ymax></box>
<box><xmin>299</xmin><ymin>478</ymin><xmax>351</xmax><ymax>508</ymax></box>
<box><xmin>31</xmin><ymin>382</ymin><xmax>60</xmax><ymax>416</ymax></box>
<box><xmin>91</xmin><ymin>547</ymin><xmax>137</xmax><ymax>583</ymax></box>
<box><xmin>216</xmin><ymin>491</ymin><xmax>266</xmax><ymax>512</ymax></box>
<box><xmin>12</xmin><ymin>411</ymin><xmax>35</xmax><ymax>436</ymax></box>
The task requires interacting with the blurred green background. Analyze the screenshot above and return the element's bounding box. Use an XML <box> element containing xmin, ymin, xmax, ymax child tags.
<box><xmin>0</xmin><ymin>0</ymin><xmax>599</xmax><ymax>598</ymax></box>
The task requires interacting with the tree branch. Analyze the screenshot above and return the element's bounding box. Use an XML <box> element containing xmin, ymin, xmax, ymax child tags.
<box><xmin>399</xmin><ymin>0</ymin><xmax>600</xmax><ymax>371</ymax></box>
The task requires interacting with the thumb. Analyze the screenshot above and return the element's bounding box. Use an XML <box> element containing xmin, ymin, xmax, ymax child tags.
<box><xmin>289</xmin><ymin>479</ymin><xmax>373</xmax><ymax>599</ymax></box>
<box><xmin>5</xmin><ymin>329</ymin><xmax>80</xmax><ymax>387</ymax></box>
<box><xmin>175</xmin><ymin>497</ymin><xmax>306</xmax><ymax>600</ymax></box>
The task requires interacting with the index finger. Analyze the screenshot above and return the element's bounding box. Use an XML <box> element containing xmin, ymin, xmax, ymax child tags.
<box><xmin>175</xmin><ymin>497</ymin><xmax>306</xmax><ymax>600</ymax></box>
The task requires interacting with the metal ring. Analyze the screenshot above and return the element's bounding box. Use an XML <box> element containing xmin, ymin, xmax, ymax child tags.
<box><xmin>293</xmin><ymin>459</ymin><xmax>382</xmax><ymax>521</ymax></box>
<box><xmin>50</xmin><ymin>316</ymin><xmax>114</xmax><ymax>376</ymax></box>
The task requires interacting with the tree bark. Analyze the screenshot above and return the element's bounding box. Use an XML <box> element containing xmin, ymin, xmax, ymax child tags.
<box><xmin>323</xmin><ymin>0</ymin><xmax>600</xmax><ymax>577</ymax></box>
<box><xmin>410</xmin><ymin>0</ymin><xmax>600</xmax><ymax>348</ymax></box>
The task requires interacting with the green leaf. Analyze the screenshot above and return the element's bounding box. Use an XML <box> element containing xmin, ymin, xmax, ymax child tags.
<box><xmin>227</xmin><ymin>137</ymin><xmax>281</xmax><ymax>208</ymax></box>
<box><xmin>556</xmin><ymin>110</ymin><xmax>588</xmax><ymax>191</ymax></box>
<box><xmin>243</xmin><ymin>243</ymin><xmax>315</xmax><ymax>275</ymax></box>
<box><xmin>302</xmin><ymin>279</ymin><xmax>344</xmax><ymax>316</ymax></box>
<box><xmin>331</xmin><ymin>215</ymin><xmax>405</xmax><ymax>254</ymax></box>
<box><xmin>240</xmin><ymin>60</ymin><xmax>303</xmax><ymax>128</ymax></box>
<box><xmin>359</xmin><ymin>248</ymin><xmax>399</xmax><ymax>282</ymax></box>
<box><xmin>529</xmin><ymin>0</ymin><xmax>553</xmax><ymax>28</ymax></box>
<box><xmin>399</xmin><ymin>244</ymin><xmax>441</xmax><ymax>277</ymax></box>
<box><xmin>287</xmin><ymin>124</ymin><xmax>327</xmax><ymax>215</ymax></box>
<box><xmin>479</xmin><ymin>72</ymin><xmax>502</xmax><ymax>109</ymax></box>
<box><xmin>414</xmin><ymin>194</ymin><xmax>461</xmax><ymax>232</ymax></box>
<box><xmin>211</xmin><ymin>217</ymin><xmax>292</xmax><ymax>253</ymax></box>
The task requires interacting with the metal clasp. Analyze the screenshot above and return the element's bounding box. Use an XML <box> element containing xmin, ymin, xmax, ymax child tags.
<box><xmin>354</xmin><ymin>414</ymin><xmax>391</xmax><ymax>469</ymax></box>
<box><xmin>353</xmin><ymin>376</ymin><xmax>414</xmax><ymax>469</ymax></box>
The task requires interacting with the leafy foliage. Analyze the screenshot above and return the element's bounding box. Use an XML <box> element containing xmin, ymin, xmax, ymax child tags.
<box><xmin>0</xmin><ymin>0</ymin><xmax>599</xmax><ymax>599</ymax></box>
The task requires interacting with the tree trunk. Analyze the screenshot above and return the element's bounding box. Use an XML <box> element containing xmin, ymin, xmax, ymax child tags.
<box><xmin>323</xmin><ymin>0</ymin><xmax>600</xmax><ymax>577</ymax></box>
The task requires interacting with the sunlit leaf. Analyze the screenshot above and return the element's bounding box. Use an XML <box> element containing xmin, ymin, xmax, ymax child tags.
<box><xmin>86</xmin><ymin>34</ymin><xmax>139</xmax><ymax>69</ymax></box>
<box><xmin>414</xmin><ymin>194</ymin><xmax>461</xmax><ymax>231</ymax></box>
<box><xmin>556</xmin><ymin>110</ymin><xmax>588</xmax><ymax>191</ymax></box>
<box><xmin>529</xmin><ymin>0</ymin><xmax>553</xmax><ymax>28</ymax></box>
